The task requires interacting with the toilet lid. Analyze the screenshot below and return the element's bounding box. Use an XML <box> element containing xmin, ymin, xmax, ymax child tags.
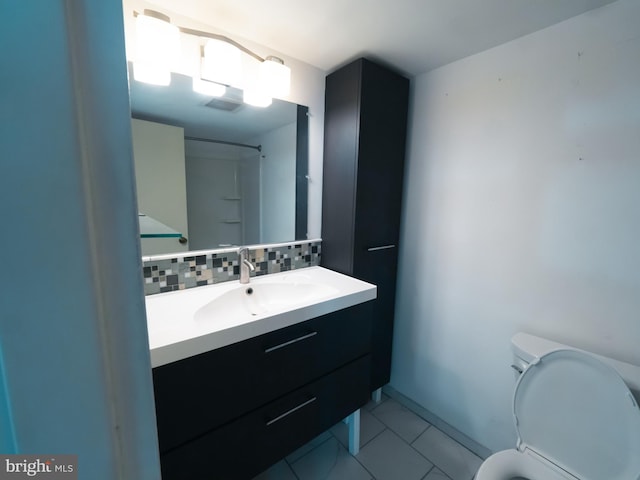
<box><xmin>513</xmin><ymin>349</ymin><xmax>640</xmax><ymax>480</ymax></box>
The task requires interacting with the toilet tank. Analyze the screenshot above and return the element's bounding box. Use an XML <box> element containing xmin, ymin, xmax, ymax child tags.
<box><xmin>511</xmin><ymin>332</ymin><xmax>640</xmax><ymax>402</ymax></box>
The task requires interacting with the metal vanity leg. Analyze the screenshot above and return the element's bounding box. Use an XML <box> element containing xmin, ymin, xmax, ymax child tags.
<box><xmin>347</xmin><ymin>409</ymin><xmax>360</xmax><ymax>455</ymax></box>
<box><xmin>372</xmin><ymin>388</ymin><xmax>382</xmax><ymax>403</ymax></box>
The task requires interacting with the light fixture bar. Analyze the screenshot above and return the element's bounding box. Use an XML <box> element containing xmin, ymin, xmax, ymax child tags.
<box><xmin>133</xmin><ymin>11</ymin><xmax>270</xmax><ymax>63</ymax></box>
<box><xmin>179</xmin><ymin>27</ymin><xmax>265</xmax><ymax>63</ymax></box>
<box><xmin>141</xmin><ymin>9</ymin><xmax>170</xmax><ymax>23</ymax></box>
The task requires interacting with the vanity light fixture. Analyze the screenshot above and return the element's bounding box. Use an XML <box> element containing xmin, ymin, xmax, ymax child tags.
<box><xmin>260</xmin><ymin>56</ymin><xmax>291</xmax><ymax>98</ymax></box>
<box><xmin>132</xmin><ymin>10</ymin><xmax>292</xmax><ymax>106</ymax></box>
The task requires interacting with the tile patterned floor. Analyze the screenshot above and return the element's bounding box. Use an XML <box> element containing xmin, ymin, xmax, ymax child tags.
<box><xmin>253</xmin><ymin>395</ymin><xmax>483</xmax><ymax>480</ymax></box>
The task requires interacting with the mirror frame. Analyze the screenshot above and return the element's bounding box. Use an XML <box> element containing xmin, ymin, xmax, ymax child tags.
<box><xmin>295</xmin><ymin>105</ymin><xmax>309</xmax><ymax>240</ymax></box>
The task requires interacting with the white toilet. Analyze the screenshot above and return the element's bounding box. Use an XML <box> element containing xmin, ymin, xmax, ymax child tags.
<box><xmin>475</xmin><ymin>332</ymin><xmax>640</xmax><ymax>480</ymax></box>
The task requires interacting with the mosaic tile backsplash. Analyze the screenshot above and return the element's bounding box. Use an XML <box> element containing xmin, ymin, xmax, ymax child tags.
<box><xmin>142</xmin><ymin>240</ymin><xmax>322</xmax><ymax>296</ymax></box>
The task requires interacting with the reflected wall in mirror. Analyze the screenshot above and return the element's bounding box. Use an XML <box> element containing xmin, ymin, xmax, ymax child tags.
<box><xmin>129</xmin><ymin>65</ymin><xmax>308</xmax><ymax>256</ymax></box>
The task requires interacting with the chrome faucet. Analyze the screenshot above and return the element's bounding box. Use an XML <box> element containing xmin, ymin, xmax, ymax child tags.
<box><xmin>238</xmin><ymin>248</ymin><xmax>255</xmax><ymax>284</ymax></box>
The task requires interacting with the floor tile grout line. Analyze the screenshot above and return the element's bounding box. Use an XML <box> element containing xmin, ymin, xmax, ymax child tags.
<box><xmin>420</xmin><ymin>465</ymin><xmax>436</xmax><ymax>480</ymax></box>
<box><xmin>419</xmin><ymin>424</ymin><xmax>484</xmax><ymax>459</ymax></box>
<box><xmin>343</xmin><ymin>432</ymin><xmax>381</xmax><ymax>480</ymax></box>
<box><xmin>369</xmin><ymin>402</ymin><xmax>433</xmax><ymax>446</ymax></box>
<box><xmin>364</xmin><ymin>396</ymin><xmax>389</xmax><ymax>416</ymax></box>
<box><xmin>374</xmin><ymin>417</ymin><xmax>431</xmax><ymax>446</ymax></box>
<box><xmin>291</xmin><ymin>428</ymin><xmax>381</xmax><ymax>480</ymax></box>
<box><xmin>368</xmin><ymin>399</ymin><xmax>434</xmax><ymax>445</ymax></box>
<box><xmin>348</xmin><ymin>409</ymin><xmax>435</xmax><ymax>479</ymax></box>
<box><xmin>384</xmin><ymin>387</ymin><xmax>490</xmax><ymax>460</ymax></box>
<box><xmin>321</xmin><ymin>438</ymin><xmax>343</xmax><ymax>480</ymax></box>
<box><xmin>350</xmin><ymin>452</ymin><xmax>377</xmax><ymax>480</ymax></box>
<box><xmin>409</xmin><ymin>425</ymin><xmax>483</xmax><ymax>480</ymax></box>
<box><xmin>290</xmin><ymin>463</ymin><xmax>302</xmax><ymax>480</ymax></box>
<box><xmin>373</xmin><ymin>418</ymin><xmax>461</xmax><ymax>475</ymax></box>
<box><xmin>278</xmin><ymin>420</ymin><xmax>459</xmax><ymax>480</ymax></box>
<box><xmin>410</xmin><ymin>423</ymin><xmax>432</xmax><ymax>447</ymax></box>
<box><xmin>329</xmin><ymin>423</ymin><xmax>388</xmax><ymax>452</ymax></box>
<box><xmin>353</xmin><ymin>428</ymin><xmax>436</xmax><ymax>480</ymax></box>
<box><xmin>407</xmin><ymin>424</ymin><xmax>432</xmax><ymax>445</ymax></box>
<box><xmin>407</xmin><ymin>424</ymin><xmax>466</xmax><ymax>471</ymax></box>
<box><xmin>284</xmin><ymin>434</ymin><xmax>335</xmax><ymax>471</ymax></box>
<box><xmin>282</xmin><ymin>414</ymin><xmax>387</xmax><ymax>475</ymax></box>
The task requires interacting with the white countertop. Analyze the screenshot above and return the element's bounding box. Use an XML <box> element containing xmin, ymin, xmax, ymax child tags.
<box><xmin>145</xmin><ymin>266</ymin><xmax>376</xmax><ymax>367</ymax></box>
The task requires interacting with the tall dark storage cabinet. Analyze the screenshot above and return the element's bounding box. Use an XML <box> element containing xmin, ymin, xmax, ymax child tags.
<box><xmin>321</xmin><ymin>58</ymin><xmax>409</xmax><ymax>391</ymax></box>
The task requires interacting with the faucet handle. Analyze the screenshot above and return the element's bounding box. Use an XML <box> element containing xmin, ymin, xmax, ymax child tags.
<box><xmin>238</xmin><ymin>247</ymin><xmax>255</xmax><ymax>283</ymax></box>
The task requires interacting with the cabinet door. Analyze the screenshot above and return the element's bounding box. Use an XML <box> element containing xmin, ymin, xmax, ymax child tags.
<box><xmin>355</xmin><ymin>246</ymin><xmax>399</xmax><ymax>389</ymax></box>
<box><xmin>153</xmin><ymin>303</ymin><xmax>372</xmax><ymax>453</ymax></box>
<box><xmin>321</xmin><ymin>59</ymin><xmax>362</xmax><ymax>275</ymax></box>
<box><xmin>354</xmin><ymin>59</ymin><xmax>409</xmax><ymax>250</ymax></box>
<box><xmin>160</xmin><ymin>355</ymin><xmax>371</xmax><ymax>480</ymax></box>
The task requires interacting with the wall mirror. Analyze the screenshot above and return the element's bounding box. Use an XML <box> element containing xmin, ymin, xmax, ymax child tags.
<box><xmin>128</xmin><ymin>63</ymin><xmax>309</xmax><ymax>256</ymax></box>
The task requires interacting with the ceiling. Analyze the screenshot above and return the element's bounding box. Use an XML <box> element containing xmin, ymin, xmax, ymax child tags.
<box><xmin>144</xmin><ymin>0</ymin><xmax>616</xmax><ymax>76</ymax></box>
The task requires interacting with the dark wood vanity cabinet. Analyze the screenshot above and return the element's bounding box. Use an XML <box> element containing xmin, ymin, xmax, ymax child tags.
<box><xmin>152</xmin><ymin>302</ymin><xmax>373</xmax><ymax>480</ymax></box>
<box><xmin>321</xmin><ymin>58</ymin><xmax>409</xmax><ymax>391</ymax></box>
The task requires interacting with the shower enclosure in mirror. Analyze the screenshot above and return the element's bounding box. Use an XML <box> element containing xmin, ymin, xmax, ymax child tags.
<box><xmin>128</xmin><ymin>65</ymin><xmax>308</xmax><ymax>256</ymax></box>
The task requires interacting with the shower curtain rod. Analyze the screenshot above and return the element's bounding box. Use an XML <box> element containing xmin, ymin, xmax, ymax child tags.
<box><xmin>184</xmin><ymin>136</ymin><xmax>262</xmax><ymax>152</ymax></box>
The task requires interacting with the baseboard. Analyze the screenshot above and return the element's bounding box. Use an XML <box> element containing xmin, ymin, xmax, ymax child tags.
<box><xmin>381</xmin><ymin>385</ymin><xmax>492</xmax><ymax>460</ymax></box>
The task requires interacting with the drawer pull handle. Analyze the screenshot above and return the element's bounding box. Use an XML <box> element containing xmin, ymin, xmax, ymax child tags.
<box><xmin>264</xmin><ymin>331</ymin><xmax>317</xmax><ymax>353</ymax></box>
<box><xmin>367</xmin><ymin>244</ymin><xmax>396</xmax><ymax>252</ymax></box>
<box><xmin>266</xmin><ymin>397</ymin><xmax>317</xmax><ymax>426</ymax></box>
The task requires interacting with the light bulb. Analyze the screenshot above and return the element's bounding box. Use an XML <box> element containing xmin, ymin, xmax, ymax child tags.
<box><xmin>202</xmin><ymin>39</ymin><xmax>242</xmax><ymax>87</ymax></box>
<box><xmin>260</xmin><ymin>56</ymin><xmax>291</xmax><ymax>97</ymax></box>
<box><xmin>133</xmin><ymin>11</ymin><xmax>179</xmax><ymax>86</ymax></box>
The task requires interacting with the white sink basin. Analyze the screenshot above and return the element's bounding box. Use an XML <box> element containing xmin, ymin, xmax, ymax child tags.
<box><xmin>194</xmin><ymin>279</ymin><xmax>339</xmax><ymax>322</ymax></box>
<box><xmin>145</xmin><ymin>266</ymin><xmax>376</xmax><ymax>367</ymax></box>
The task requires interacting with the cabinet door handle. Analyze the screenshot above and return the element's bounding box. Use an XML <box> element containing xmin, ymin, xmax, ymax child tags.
<box><xmin>367</xmin><ymin>244</ymin><xmax>396</xmax><ymax>252</ymax></box>
<box><xmin>266</xmin><ymin>397</ymin><xmax>317</xmax><ymax>426</ymax></box>
<box><xmin>264</xmin><ymin>331</ymin><xmax>318</xmax><ymax>353</ymax></box>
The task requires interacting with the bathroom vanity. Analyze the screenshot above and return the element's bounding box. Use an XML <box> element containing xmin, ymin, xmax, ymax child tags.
<box><xmin>145</xmin><ymin>267</ymin><xmax>376</xmax><ymax>479</ymax></box>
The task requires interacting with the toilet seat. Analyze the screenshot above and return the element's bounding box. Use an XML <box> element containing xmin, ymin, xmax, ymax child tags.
<box><xmin>476</xmin><ymin>349</ymin><xmax>640</xmax><ymax>480</ymax></box>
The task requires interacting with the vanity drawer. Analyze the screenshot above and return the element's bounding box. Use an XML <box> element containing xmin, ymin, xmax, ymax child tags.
<box><xmin>153</xmin><ymin>301</ymin><xmax>372</xmax><ymax>453</ymax></box>
<box><xmin>159</xmin><ymin>354</ymin><xmax>371</xmax><ymax>480</ymax></box>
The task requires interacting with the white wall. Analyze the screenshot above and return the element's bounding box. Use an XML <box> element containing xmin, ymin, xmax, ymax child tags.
<box><xmin>392</xmin><ymin>0</ymin><xmax>640</xmax><ymax>453</ymax></box>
